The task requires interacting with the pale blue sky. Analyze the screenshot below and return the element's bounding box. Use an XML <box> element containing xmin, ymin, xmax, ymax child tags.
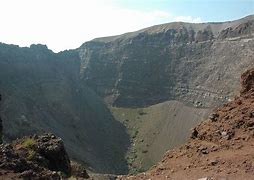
<box><xmin>0</xmin><ymin>0</ymin><xmax>253</xmax><ymax>52</ymax></box>
<box><xmin>115</xmin><ymin>0</ymin><xmax>254</xmax><ymax>22</ymax></box>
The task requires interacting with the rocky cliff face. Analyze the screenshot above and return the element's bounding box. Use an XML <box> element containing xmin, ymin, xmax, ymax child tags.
<box><xmin>118</xmin><ymin>67</ymin><xmax>254</xmax><ymax>179</ymax></box>
<box><xmin>79</xmin><ymin>15</ymin><xmax>254</xmax><ymax>108</ymax></box>
<box><xmin>0</xmin><ymin>44</ymin><xmax>129</xmax><ymax>174</ymax></box>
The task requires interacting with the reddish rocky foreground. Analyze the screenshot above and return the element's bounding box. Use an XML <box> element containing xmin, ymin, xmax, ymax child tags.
<box><xmin>118</xmin><ymin>68</ymin><xmax>254</xmax><ymax>180</ymax></box>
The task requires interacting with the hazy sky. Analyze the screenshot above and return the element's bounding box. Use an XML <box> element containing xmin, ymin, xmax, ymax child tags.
<box><xmin>0</xmin><ymin>0</ymin><xmax>253</xmax><ymax>52</ymax></box>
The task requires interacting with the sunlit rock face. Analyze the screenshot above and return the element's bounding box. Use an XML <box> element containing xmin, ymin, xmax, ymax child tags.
<box><xmin>79</xmin><ymin>15</ymin><xmax>254</xmax><ymax>108</ymax></box>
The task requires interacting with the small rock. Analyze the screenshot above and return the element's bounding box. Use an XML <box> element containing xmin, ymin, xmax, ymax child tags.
<box><xmin>209</xmin><ymin>113</ymin><xmax>219</xmax><ymax>122</ymax></box>
<box><xmin>167</xmin><ymin>154</ymin><xmax>173</xmax><ymax>158</ymax></box>
<box><xmin>209</xmin><ymin>159</ymin><xmax>219</xmax><ymax>166</ymax></box>
<box><xmin>221</xmin><ymin>131</ymin><xmax>230</xmax><ymax>140</ymax></box>
<box><xmin>249</xmin><ymin>112</ymin><xmax>254</xmax><ymax>118</ymax></box>
<box><xmin>211</xmin><ymin>146</ymin><xmax>218</xmax><ymax>152</ymax></box>
<box><xmin>142</xmin><ymin>150</ymin><xmax>148</xmax><ymax>153</ymax></box>
<box><xmin>191</xmin><ymin>128</ymin><xmax>198</xmax><ymax>139</ymax></box>
<box><xmin>221</xmin><ymin>131</ymin><xmax>227</xmax><ymax>136</ymax></box>
<box><xmin>198</xmin><ymin>146</ymin><xmax>209</xmax><ymax>154</ymax></box>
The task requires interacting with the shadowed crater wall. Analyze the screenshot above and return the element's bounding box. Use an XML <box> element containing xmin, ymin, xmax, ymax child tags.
<box><xmin>0</xmin><ymin>43</ymin><xmax>130</xmax><ymax>174</ymax></box>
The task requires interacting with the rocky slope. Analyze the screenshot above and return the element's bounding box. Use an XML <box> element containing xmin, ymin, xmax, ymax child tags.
<box><xmin>117</xmin><ymin>68</ymin><xmax>254</xmax><ymax>179</ymax></box>
<box><xmin>111</xmin><ymin>101</ymin><xmax>210</xmax><ymax>173</ymax></box>
<box><xmin>0</xmin><ymin>44</ymin><xmax>129</xmax><ymax>174</ymax></box>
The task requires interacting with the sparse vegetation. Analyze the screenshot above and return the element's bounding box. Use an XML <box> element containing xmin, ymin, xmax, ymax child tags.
<box><xmin>15</xmin><ymin>137</ymin><xmax>37</xmax><ymax>160</ymax></box>
<box><xmin>111</xmin><ymin>101</ymin><xmax>209</xmax><ymax>174</ymax></box>
<box><xmin>68</xmin><ymin>176</ymin><xmax>77</xmax><ymax>180</ymax></box>
<box><xmin>27</xmin><ymin>149</ymin><xmax>36</xmax><ymax>160</ymax></box>
<box><xmin>21</xmin><ymin>137</ymin><xmax>35</xmax><ymax>148</ymax></box>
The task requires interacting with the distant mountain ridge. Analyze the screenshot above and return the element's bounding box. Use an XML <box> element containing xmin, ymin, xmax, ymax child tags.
<box><xmin>92</xmin><ymin>15</ymin><xmax>254</xmax><ymax>43</ymax></box>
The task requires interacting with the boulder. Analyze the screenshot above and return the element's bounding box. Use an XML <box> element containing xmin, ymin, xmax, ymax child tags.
<box><xmin>0</xmin><ymin>133</ymin><xmax>83</xmax><ymax>179</ymax></box>
<box><xmin>33</xmin><ymin>133</ymin><xmax>71</xmax><ymax>175</ymax></box>
<box><xmin>0</xmin><ymin>142</ymin><xmax>61</xmax><ymax>179</ymax></box>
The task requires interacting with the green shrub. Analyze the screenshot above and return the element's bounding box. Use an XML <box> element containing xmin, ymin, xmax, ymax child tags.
<box><xmin>21</xmin><ymin>137</ymin><xmax>35</xmax><ymax>148</ymax></box>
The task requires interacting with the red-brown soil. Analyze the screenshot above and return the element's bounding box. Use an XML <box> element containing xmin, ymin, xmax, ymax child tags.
<box><xmin>118</xmin><ymin>68</ymin><xmax>254</xmax><ymax>180</ymax></box>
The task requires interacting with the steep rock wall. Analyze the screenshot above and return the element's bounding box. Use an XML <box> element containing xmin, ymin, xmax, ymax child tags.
<box><xmin>79</xmin><ymin>16</ymin><xmax>254</xmax><ymax>108</ymax></box>
<box><xmin>0</xmin><ymin>43</ymin><xmax>130</xmax><ymax>174</ymax></box>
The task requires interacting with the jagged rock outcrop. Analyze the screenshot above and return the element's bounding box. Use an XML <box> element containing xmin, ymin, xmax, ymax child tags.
<box><xmin>118</xmin><ymin>67</ymin><xmax>254</xmax><ymax>179</ymax></box>
<box><xmin>0</xmin><ymin>133</ymin><xmax>87</xmax><ymax>179</ymax></box>
<box><xmin>218</xmin><ymin>19</ymin><xmax>254</xmax><ymax>39</ymax></box>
